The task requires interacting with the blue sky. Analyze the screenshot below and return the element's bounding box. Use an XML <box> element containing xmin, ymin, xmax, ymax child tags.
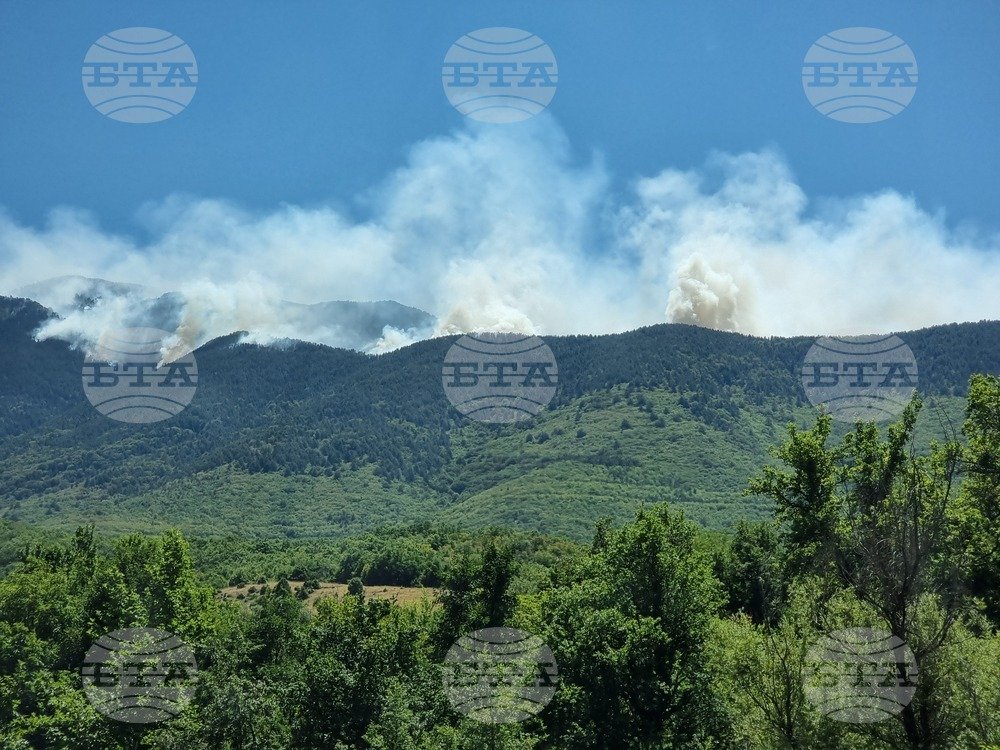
<box><xmin>1</xmin><ymin>1</ymin><xmax>998</xmax><ymax>345</ymax></box>
<box><xmin>2</xmin><ymin>1</ymin><xmax>997</xmax><ymax>230</ymax></box>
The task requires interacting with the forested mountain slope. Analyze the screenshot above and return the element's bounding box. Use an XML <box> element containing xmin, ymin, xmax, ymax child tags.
<box><xmin>1</xmin><ymin>296</ymin><xmax>997</xmax><ymax>538</ymax></box>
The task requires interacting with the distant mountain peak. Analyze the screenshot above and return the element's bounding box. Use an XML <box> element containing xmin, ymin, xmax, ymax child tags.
<box><xmin>16</xmin><ymin>275</ymin><xmax>149</xmax><ymax>313</ymax></box>
<box><xmin>13</xmin><ymin>276</ymin><xmax>436</xmax><ymax>353</ymax></box>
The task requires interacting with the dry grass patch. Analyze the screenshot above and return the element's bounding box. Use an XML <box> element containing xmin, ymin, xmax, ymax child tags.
<box><xmin>220</xmin><ymin>580</ymin><xmax>437</xmax><ymax>609</ymax></box>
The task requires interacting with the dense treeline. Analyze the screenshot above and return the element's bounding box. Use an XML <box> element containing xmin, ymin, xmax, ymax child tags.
<box><xmin>1</xmin><ymin>523</ymin><xmax>585</xmax><ymax>591</ymax></box>
<box><xmin>189</xmin><ymin>525</ymin><xmax>584</xmax><ymax>591</ymax></box>
<box><xmin>3</xmin><ymin>375</ymin><xmax>1000</xmax><ymax>748</ymax></box>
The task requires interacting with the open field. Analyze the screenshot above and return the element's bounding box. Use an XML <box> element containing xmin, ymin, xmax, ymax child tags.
<box><xmin>219</xmin><ymin>579</ymin><xmax>438</xmax><ymax>608</ymax></box>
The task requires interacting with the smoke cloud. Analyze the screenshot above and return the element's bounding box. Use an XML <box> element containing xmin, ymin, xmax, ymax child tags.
<box><xmin>0</xmin><ymin>116</ymin><xmax>997</xmax><ymax>355</ymax></box>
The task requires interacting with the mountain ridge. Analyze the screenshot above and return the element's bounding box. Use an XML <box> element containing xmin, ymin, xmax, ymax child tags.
<box><xmin>1</xmin><ymin>295</ymin><xmax>997</xmax><ymax>539</ymax></box>
<box><xmin>10</xmin><ymin>275</ymin><xmax>436</xmax><ymax>353</ymax></box>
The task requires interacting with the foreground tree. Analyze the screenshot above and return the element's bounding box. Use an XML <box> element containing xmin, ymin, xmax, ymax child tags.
<box><xmin>959</xmin><ymin>374</ymin><xmax>1000</xmax><ymax>624</ymax></box>
<box><xmin>748</xmin><ymin>396</ymin><xmax>974</xmax><ymax>748</ymax></box>
<box><xmin>539</xmin><ymin>506</ymin><xmax>732</xmax><ymax>749</ymax></box>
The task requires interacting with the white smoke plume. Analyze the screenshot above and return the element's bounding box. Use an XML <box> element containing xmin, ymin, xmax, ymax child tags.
<box><xmin>0</xmin><ymin>117</ymin><xmax>998</xmax><ymax>354</ymax></box>
<box><xmin>622</xmin><ymin>149</ymin><xmax>1000</xmax><ymax>335</ymax></box>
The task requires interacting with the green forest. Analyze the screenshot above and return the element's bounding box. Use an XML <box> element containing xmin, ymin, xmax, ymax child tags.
<box><xmin>3</xmin><ymin>374</ymin><xmax>1000</xmax><ymax>748</ymax></box>
<box><xmin>3</xmin><ymin>3</ymin><xmax>1000</xmax><ymax>748</ymax></box>
<box><xmin>3</xmin><ymin>296</ymin><xmax>999</xmax><ymax>539</ymax></box>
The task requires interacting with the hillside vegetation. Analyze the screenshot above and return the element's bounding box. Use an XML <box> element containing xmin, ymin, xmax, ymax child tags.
<box><xmin>2</xmin><ymin>379</ymin><xmax>1000</xmax><ymax>747</ymax></box>
<box><xmin>1</xmin><ymin>296</ymin><xmax>994</xmax><ymax>538</ymax></box>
